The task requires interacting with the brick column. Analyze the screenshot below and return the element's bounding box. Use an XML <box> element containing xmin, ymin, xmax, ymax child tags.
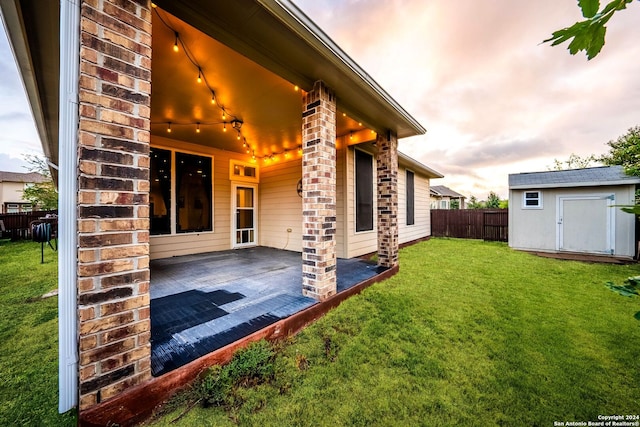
<box><xmin>301</xmin><ymin>81</ymin><xmax>337</xmax><ymax>301</ymax></box>
<box><xmin>76</xmin><ymin>0</ymin><xmax>152</xmax><ymax>409</ymax></box>
<box><xmin>376</xmin><ymin>131</ymin><xmax>399</xmax><ymax>268</ymax></box>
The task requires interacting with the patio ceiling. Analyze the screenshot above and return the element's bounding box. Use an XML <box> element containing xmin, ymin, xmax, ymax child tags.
<box><xmin>1</xmin><ymin>0</ymin><xmax>426</xmax><ymax>170</ymax></box>
<box><xmin>151</xmin><ymin>8</ymin><xmax>365</xmax><ymax>158</ymax></box>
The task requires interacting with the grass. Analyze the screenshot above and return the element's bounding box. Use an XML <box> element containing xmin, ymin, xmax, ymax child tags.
<box><xmin>1</xmin><ymin>238</ymin><xmax>638</xmax><ymax>426</ymax></box>
<box><xmin>149</xmin><ymin>238</ymin><xmax>640</xmax><ymax>426</ymax></box>
<box><xmin>0</xmin><ymin>239</ymin><xmax>76</xmax><ymax>426</ymax></box>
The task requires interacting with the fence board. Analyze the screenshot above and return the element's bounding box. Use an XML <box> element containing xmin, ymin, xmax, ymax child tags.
<box><xmin>431</xmin><ymin>209</ymin><xmax>508</xmax><ymax>242</ymax></box>
<box><xmin>0</xmin><ymin>210</ymin><xmax>58</xmax><ymax>240</ymax></box>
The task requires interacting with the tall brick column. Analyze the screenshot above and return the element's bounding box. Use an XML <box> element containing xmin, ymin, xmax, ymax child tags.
<box><xmin>76</xmin><ymin>0</ymin><xmax>152</xmax><ymax>409</ymax></box>
<box><xmin>376</xmin><ymin>131</ymin><xmax>399</xmax><ymax>268</ymax></box>
<box><xmin>301</xmin><ymin>81</ymin><xmax>337</xmax><ymax>301</ymax></box>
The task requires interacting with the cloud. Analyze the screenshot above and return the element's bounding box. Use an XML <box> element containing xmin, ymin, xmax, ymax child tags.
<box><xmin>295</xmin><ymin>0</ymin><xmax>640</xmax><ymax>199</ymax></box>
<box><xmin>0</xmin><ymin>153</ymin><xmax>29</xmax><ymax>173</ymax></box>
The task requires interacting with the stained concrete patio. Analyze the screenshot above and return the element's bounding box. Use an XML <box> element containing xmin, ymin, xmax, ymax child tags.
<box><xmin>150</xmin><ymin>247</ymin><xmax>387</xmax><ymax>376</ymax></box>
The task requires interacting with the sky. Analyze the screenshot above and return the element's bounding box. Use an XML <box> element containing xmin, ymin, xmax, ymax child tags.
<box><xmin>1</xmin><ymin>1</ymin><xmax>639</xmax><ymax>199</ymax></box>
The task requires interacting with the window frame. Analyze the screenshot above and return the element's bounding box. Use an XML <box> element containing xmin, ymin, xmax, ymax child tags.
<box><xmin>522</xmin><ymin>190</ymin><xmax>543</xmax><ymax>209</ymax></box>
<box><xmin>354</xmin><ymin>148</ymin><xmax>374</xmax><ymax>233</ymax></box>
<box><xmin>150</xmin><ymin>146</ymin><xmax>215</xmax><ymax>236</ymax></box>
<box><xmin>229</xmin><ymin>159</ymin><xmax>259</xmax><ymax>183</ymax></box>
<box><xmin>405</xmin><ymin>169</ymin><xmax>415</xmax><ymax>226</ymax></box>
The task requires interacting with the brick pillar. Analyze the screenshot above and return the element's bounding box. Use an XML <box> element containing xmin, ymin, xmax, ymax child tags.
<box><xmin>301</xmin><ymin>81</ymin><xmax>337</xmax><ymax>301</ymax></box>
<box><xmin>77</xmin><ymin>0</ymin><xmax>152</xmax><ymax>409</ymax></box>
<box><xmin>376</xmin><ymin>131</ymin><xmax>399</xmax><ymax>268</ymax></box>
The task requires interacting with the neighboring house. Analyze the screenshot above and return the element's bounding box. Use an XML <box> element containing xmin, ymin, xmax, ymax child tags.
<box><xmin>1</xmin><ymin>0</ymin><xmax>443</xmax><ymax>420</ymax></box>
<box><xmin>430</xmin><ymin>185</ymin><xmax>466</xmax><ymax>209</ymax></box>
<box><xmin>0</xmin><ymin>171</ymin><xmax>45</xmax><ymax>213</ymax></box>
<box><xmin>509</xmin><ymin>166</ymin><xmax>640</xmax><ymax>258</ymax></box>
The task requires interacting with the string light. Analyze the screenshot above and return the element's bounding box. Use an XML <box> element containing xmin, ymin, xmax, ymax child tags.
<box><xmin>223</xmin><ymin>123</ymin><xmax>227</xmax><ymax>132</ymax></box>
<box><xmin>197</xmin><ymin>68</ymin><xmax>202</xmax><ymax>84</ymax></box>
<box><xmin>211</xmin><ymin>92</ymin><xmax>216</xmax><ymax>104</ymax></box>
<box><xmin>237</xmin><ymin>130</ymin><xmax>241</xmax><ymax>140</ymax></box>
<box><xmin>167</xmin><ymin>122</ymin><xmax>172</xmax><ymax>133</ymax></box>
<box><xmin>294</xmin><ymin>85</ymin><xmax>299</xmax><ymax>91</ymax></box>
<box><xmin>173</xmin><ymin>31</ymin><xmax>179</xmax><ymax>52</ymax></box>
<box><xmin>196</xmin><ymin>122</ymin><xmax>200</xmax><ymax>133</ymax></box>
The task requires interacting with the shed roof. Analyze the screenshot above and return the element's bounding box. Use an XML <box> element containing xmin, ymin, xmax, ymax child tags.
<box><xmin>430</xmin><ymin>185</ymin><xmax>465</xmax><ymax>198</ymax></box>
<box><xmin>509</xmin><ymin>165</ymin><xmax>640</xmax><ymax>189</ymax></box>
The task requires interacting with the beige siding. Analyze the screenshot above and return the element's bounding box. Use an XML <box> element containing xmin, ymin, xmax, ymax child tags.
<box><xmin>150</xmin><ymin>136</ymin><xmax>250</xmax><ymax>259</ymax></box>
<box><xmin>335</xmin><ymin>144</ymin><xmax>346</xmax><ymax>258</ymax></box>
<box><xmin>259</xmin><ymin>158</ymin><xmax>302</xmax><ymax>252</ymax></box>
<box><xmin>398</xmin><ymin>166</ymin><xmax>431</xmax><ymax>244</ymax></box>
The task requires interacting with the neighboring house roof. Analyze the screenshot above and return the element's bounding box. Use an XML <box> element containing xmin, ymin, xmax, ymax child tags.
<box><xmin>398</xmin><ymin>152</ymin><xmax>443</xmax><ymax>179</ymax></box>
<box><xmin>0</xmin><ymin>171</ymin><xmax>46</xmax><ymax>183</ymax></box>
<box><xmin>430</xmin><ymin>185</ymin><xmax>466</xmax><ymax>198</ymax></box>
<box><xmin>509</xmin><ymin>165</ymin><xmax>640</xmax><ymax>189</ymax></box>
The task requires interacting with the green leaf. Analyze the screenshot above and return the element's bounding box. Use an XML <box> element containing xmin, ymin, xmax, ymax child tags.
<box><xmin>586</xmin><ymin>24</ymin><xmax>607</xmax><ymax>59</ymax></box>
<box><xmin>579</xmin><ymin>0</ymin><xmax>600</xmax><ymax>18</ymax></box>
<box><xmin>634</xmin><ymin>311</ymin><xmax>640</xmax><ymax>321</ymax></box>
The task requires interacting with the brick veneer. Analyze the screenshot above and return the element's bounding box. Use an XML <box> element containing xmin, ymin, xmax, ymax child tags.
<box><xmin>77</xmin><ymin>0</ymin><xmax>152</xmax><ymax>409</ymax></box>
<box><xmin>376</xmin><ymin>132</ymin><xmax>399</xmax><ymax>268</ymax></box>
<box><xmin>301</xmin><ymin>81</ymin><xmax>337</xmax><ymax>301</ymax></box>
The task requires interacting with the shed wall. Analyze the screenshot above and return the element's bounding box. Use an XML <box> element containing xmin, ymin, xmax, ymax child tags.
<box><xmin>509</xmin><ymin>185</ymin><xmax>637</xmax><ymax>257</ymax></box>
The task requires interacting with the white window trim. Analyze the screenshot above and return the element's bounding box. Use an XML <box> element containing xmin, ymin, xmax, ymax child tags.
<box><xmin>150</xmin><ymin>145</ymin><xmax>215</xmax><ymax>236</ymax></box>
<box><xmin>405</xmin><ymin>169</ymin><xmax>415</xmax><ymax>226</ymax></box>
<box><xmin>229</xmin><ymin>159</ymin><xmax>259</xmax><ymax>183</ymax></box>
<box><xmin>522</xmin><ymin>190</ymin><xmax>543</xmax><ymax>209</ymax></box>
<box><xmin>353</xmin><ymin>147</ymin><xmax>376</xmax><ymax>235</ymax></box>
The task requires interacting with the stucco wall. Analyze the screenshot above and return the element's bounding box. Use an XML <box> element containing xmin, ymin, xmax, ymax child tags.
<box><xmin>509</xmin><ymin>185</ymin><xmax>637</xmax><ymax>257</ymax></box>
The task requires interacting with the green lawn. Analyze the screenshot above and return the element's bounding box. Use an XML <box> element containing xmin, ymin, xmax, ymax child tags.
<box><xmin>1</xmin><ymin>238</ymin><xmax>639</xmax><ymax>426</ymax></box>
<box><xmin>0</xmin><ymin>239</ymin><xmax>76</xmax><ymax>426</ymax></box>
<box><xmin>149</xmin><ymin>238</ymin><xmax>640</xmax><ymax>426</ymax></box>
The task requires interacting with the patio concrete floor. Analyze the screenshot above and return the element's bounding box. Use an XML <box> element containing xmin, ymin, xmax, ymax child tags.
<box><xmin>150</xmin><ymin>247</ymin><xmax>387</xmax><ymax>376</ymax></box>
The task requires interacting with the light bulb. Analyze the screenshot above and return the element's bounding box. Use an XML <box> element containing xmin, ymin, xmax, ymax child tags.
<box><xmin>167</xmin><ymin>122</ymin><xmax>172</xmax><ymax>133</ymax></box>
<box><xmin>197</xmin><ymin>69</ymin><xmax>202</xmax><ymax>84</ymax></box>
<box><xmin>196</xmin><ymin>123</ymin><xmax>201</xmax><ymax>133</ymax></box>
<box><xmin>223</xmin><ymin>123</ymin><xmax>227</xmax><ymax>132</ymax></box>
<box><xmin>211</xmin><ymin>93</ymin><xmax>216</xmax><ymax>104</ymax></box>
<box><xmin>173</xmin><ymin>32</ymin><xmax>179</xmax><ymax>52</ymax></box>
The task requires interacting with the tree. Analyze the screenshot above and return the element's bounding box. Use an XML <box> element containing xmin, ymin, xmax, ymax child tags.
<box><xmin>599</xmin><ymin>126</ymin><xmax>640</xmax><ymax>176</ymax></box>
<box><xmin>467</xmin><ymin>195</ymin><xmax>484</xmax><ymax>209</ymax></box>
<box><xmin>499</xmin><ymin>199</ymin><xmax>509</xmax><ymax>209</ymax></box>
<box><xmin>544</xmin><ymin>0</ymin><xmax>637</xmax><ymax>59</ymax></box>
<box><xmin>485</xmin><ymin>191</ymin><xmax>501</xmax><ymax>209</ymax></box>
<box><xmin>450</xmin><ymin>199</ymin><xmax>460</xmax><ymax>210</ymax></box>
<box><xmin>21</xmin><ymin>154</ymin><xmax>58</xmax><ymax>210</ymax></box>
<box><xmin>598</xmin><ymin>126</ymin><xmax>640</xmax><ymax>214</ymax></box>
<box><xmin>549</xmin><ymin>153</ymin><xmax>598</xmax><ymax>170</ymax></box>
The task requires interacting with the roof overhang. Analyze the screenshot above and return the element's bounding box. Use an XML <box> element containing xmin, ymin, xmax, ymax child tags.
<box><xmin>1</xmin><ymin>0</ymin><xmax>425</xmax><ymax>173</ymax></box>
<box><xmin>0</xmin><ymin>0</ymin><xmax>59</xmax><ymax>179</ymax></box>
<box><xmin>154</xmin><ymin>0</ymin><xmax>425</xmax><ymax>138</ymax></box>
<box><xmin>398</xmin><ymin>151</ymin><xmax>443</xmax><ymax>179</ymax></box>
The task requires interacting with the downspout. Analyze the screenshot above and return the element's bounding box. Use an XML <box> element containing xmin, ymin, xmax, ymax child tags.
<box><xmin>58</xmin><ymin>0</ymin><xmax>80</xmax><ymax>413</ymax></box>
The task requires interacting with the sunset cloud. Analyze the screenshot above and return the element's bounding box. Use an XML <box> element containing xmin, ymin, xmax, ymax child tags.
<box><xmin>294</xmin><ymin>0</ymin><xmax>640</xmax><ymax>198</ymax></box>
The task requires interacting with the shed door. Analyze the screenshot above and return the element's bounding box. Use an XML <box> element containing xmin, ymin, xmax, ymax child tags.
<box><xmin>557</xmin><ymin>194</ymin><xmax>614</xmax><ymax>254</ymax></box>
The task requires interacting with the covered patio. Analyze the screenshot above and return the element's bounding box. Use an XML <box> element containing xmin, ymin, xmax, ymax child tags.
<box><xmin>150</xmin><ymin>247</ymin><xmax>387</xmax><ymax>376</ymax></box>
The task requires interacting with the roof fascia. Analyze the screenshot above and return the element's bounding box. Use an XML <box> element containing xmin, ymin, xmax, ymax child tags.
<box><xmin>260</xmin><ymin>0</ymin><xmax>426</xmax><ymax>137</ymax></box>
<box><xmin>398</xmin><ymin>151</ymin><xmax>443</xmax><ymax>178</ymax></box>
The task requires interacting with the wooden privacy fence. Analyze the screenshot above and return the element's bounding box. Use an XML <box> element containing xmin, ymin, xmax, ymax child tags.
<box><xmin>431</xmin><ymin>209</ymin><xmax>508</xmax><ymax>242</ymax></box>
<box><xmin>0</xmin><ymin>210</ymin><xmax>58</xmax><ymax>240</ymax></box>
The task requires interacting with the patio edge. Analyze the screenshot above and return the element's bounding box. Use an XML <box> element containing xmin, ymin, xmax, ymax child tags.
<box><xmin>79</xmin><ymin>264</ymin><xmax>399</xmax><ymax>426</ymax></box>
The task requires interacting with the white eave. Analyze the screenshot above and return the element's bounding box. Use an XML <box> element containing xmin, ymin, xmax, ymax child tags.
<box><xmin>398</xmin><ymin>151</ymin><xmax>443</xmax><ymax>179</ymax></box>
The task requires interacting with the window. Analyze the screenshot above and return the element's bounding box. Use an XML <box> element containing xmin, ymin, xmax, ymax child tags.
<box><xmin>150</xmin><ymin>148</ymin><xmax>172</xmax><ymax>235</ymax></box>
<box><xmin>229</xmin><ymin>159</ymin><xmax>259</xmax><ymax>182</ymax></box>
<box><xmin>150</xmin><ymin>148</ymin><xmax>213</xmax><ymax>235</ymax></box>
<box><xmin>523</xmin><ymin>191</ymin><xmax>542</xmax><ymax>209</ymax></box>
<box><xmin>406</xmin><ymin>170</ymin><xmax>415</xmax><ymax>225</ymax></box>
<box><xmin>355</xmin><ymin>150</ymin><xmax>374</xmax><ymax>232</ymax></box>
<box><xmin>176</xmin><ymin>152</ymin><xmax>212</xmax><ymax>233</ymax></box>
<box><xmin>440</xmin><ymin>200</ymin><xmax>448</xmax><ymax>209</ymax></box>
